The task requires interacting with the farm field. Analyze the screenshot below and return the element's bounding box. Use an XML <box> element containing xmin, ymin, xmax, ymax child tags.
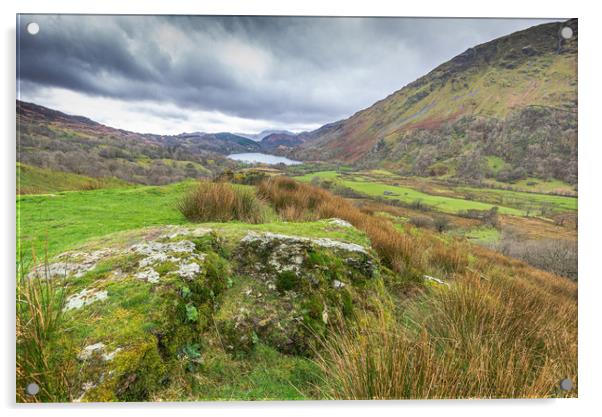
<box><xmin>295</xmin><ymin>170</ymin><xmax>577</xmax><ymax>217</ymax></box>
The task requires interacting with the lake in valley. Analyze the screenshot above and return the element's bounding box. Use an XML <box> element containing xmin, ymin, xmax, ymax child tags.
<box><xmin>227</xmin><ymin>152</ymin><xmax>302</xmax><ymax>165</ymax></box>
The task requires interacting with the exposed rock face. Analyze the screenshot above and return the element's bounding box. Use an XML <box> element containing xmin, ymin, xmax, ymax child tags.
<box><xmin>28</xmin><ymin>249</ymin><xmax>116</xmax><ymax>279</ymax></box>
<box><xmin>64</xmin><ymin>288</ymin><xmax>108</xmax><ymax>311</ymax></box>
<box><xmin>327</xmin><ymin>218</ymin><xmax>353</xmax><ymax>228</ymax></box>
<box><xmin>33</xmin><ymin>227</ymin><xmax>218</xmax><ymax>402</ymax></box>
<box><xmin>236</xmin><ymin>232</ymin><xmax>376</xmax><ymax>279</ymax></box>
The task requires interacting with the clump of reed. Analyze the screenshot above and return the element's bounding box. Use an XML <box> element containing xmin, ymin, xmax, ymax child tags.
<box><xmin>178</xmin><ymin>181</ymin><xmax>267</xmax><ymax>224</ymax></box>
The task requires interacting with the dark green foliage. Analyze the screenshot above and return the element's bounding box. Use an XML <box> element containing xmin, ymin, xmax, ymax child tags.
<box><xmin>191</xmin><ymin>231</ymin><xmax>229</xmax><ymax>258</ymax></box>
<box><xmin>182</xmin><ymin>343</ymin><xmax>203</xmax><ymax>372</ymax></box>
<box><xmin>433</xmin><ymin>216</ymin><xmax>451</xmax><ymax>233</ymax></box>
<box><xmin>185</xmin><ymin>304</ymin><xmax>199</xmax><ymax>322</ymax></box>
<box><xmin>385</xmin><ymin>108</ymin><xmax>577</xmax><ymax>184</ymax></box>
<box><xmin>203</xmin><ymin>252</ymin><xmax>230</xmax><ymax>298</ymax></box>
<box><xmin>276</xmin><ymin>270</ymin><xmax>300</xmax><ymax>293</ymax></box>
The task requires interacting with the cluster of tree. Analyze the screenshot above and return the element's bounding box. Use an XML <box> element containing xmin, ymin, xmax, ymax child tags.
<box><xmin>493</xmin><ymin>228</ymin><xmax>577</xmax><ymax>280</ymax></box>
<box><xmin>361</xmin><ymin>106</ymin><xmax>577</xmax><ymax>185</ymax></box>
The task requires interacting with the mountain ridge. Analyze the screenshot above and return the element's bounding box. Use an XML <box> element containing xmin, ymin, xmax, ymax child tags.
<box><xmin>288</xmin><ymin>19</ymin><xmax>577</xmax><ymax>183</ymax></box>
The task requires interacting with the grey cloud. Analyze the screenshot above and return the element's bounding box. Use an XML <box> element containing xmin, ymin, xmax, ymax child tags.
<box><xmin>17</xmin><ymin>15</ymin><xmax>561</xmax><ymax>127</ymax></box>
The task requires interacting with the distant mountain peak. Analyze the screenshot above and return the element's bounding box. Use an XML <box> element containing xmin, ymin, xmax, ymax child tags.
<box><xmin>236</xmin><ymin>129</ymin><xmax>296</xmax><ymax>142</ymax></box>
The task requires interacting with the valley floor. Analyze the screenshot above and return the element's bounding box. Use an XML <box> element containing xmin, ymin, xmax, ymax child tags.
<box><xmin>16</xmin><ymin>168</ymin><xmax>578</xmax><ymax>402</ymax></box>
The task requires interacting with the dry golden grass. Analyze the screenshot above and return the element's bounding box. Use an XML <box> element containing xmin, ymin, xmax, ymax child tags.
<box><xmin>258</xmin><ymin>176</ymin><xmax>467</xmax><ymax>277</ymax></box>
<box><xmin>178</xmin><ymin>181</ymin><xmax>267</xmax><ymax>224</ymax></box>
<box><xmin>259</xmin><ymin>176</ymin><xmax>577</xmax><ymax>399</ymax></box>
<box><xmin>315</xmin><ymin>262</ymin><xmax>577</xmax><ymax>399</ymax></box>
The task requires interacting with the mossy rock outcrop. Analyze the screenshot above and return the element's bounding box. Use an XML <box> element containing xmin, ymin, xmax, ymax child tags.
<box><xmin>219</xmin><ymin>232</ymin><xmax>381</xmax><ymax>355</ymax></box>
<box><xmin>29</xmin><ymin>223</ymin><xmax>387</xmax><ymax>402</ymax></box>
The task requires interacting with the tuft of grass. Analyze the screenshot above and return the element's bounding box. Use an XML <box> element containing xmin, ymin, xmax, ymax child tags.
<box><xmin>177</xmin><ymin>181</ymin><xmax>267</xmax><ymax>224</ymax></box>
<box><xmin>16</xmin><ymin>253</ymin><xmax>71</xmax><ymax>402</ymax></box>
<box><xmin>315</xmin><ymin>263</ymin><xmax>577</xmax><ymax>399</ymax></box>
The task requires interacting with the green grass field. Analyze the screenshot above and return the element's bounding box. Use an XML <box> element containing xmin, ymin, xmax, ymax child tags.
<box><xmin>17</xmin><ymin>179</ymin><xmax>372</xmax><ymax>267</ymax></box>
<box><xmin>296</xmin><ymin>171</ymin><xmax>524</xmax><ymax>215</ymax></box>
<box><xmin>17</xmin><ymin>181</ymin><xmax>195</xmax><ymax>263</ymax></box>
<box><xmin>17</xmin><ymin>177</ymin><xmax>379</xmax><ymax>400</ymax></box>
<box><xmin>17</xmin><ymin>163</ymin><xmax>129</xmax><ymax>194</ymax></box>
<box><xmin>482</xmin><ymin>177</ymin><xmax>576</xmax><ymax>195</ymax></box>
<box><xmin>458</xmin><ymin>186</ymin><xmax>577</xmax><ymax>213</ymax></box>
<box><xmin>297</xmin><ymin>170</ymin><xmax>577</xmax><ymax>216</ymax></box>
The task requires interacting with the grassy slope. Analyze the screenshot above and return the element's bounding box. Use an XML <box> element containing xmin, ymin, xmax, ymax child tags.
<box><xmin>483</xmin><ymin>177</ymin><xmax>576</xmax><ymax>195</ymax></box>
<box><xmin>16</xmin><ymin>184</ymin><xmax>371</xmax><ymax>401</ymax></box>
<box><xmin>17</xmin><ymin>178</ymin><xmax>577</xmax><ymax>400</ymax></box>
<box><xmin>17</xmin><ymin>163</ymin><xmax>129</xmax><ymax>194</ymax></box>
<box><xmin>294</xmin><ymin>20</ymin><xmax>577</xmax><ymax>163</ymax></box>
<box><xmin>458</xmin><ymin>186</ymin><xmax>577</xmax><ymax>212</ymax></box>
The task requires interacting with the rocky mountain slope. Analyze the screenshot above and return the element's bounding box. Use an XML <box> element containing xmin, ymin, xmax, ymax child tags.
<box><xmin>291</xmin><ymin>19</ymin><xmax>577</xmax><ymax>184</ymax></box>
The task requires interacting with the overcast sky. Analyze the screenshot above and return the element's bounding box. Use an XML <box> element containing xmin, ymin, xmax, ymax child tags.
<box><xmin>17</xmin><ymin>15</ymin><xmax>560</xmax><ymax>135</ymax></box>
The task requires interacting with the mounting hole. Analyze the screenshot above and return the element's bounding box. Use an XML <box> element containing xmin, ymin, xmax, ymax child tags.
<box><xmin>26</xmin><ymin>22</ymin><xmax>40</xmax><ymax>35</ymax></box>
<box><xmin>26</xmin><ymin>382</ymin><xmax>40</xmax><ymax>396</ymax></box>
<box><xmin>559</xmin><ymin>378</ymin><xmax>573</xmax><ymax>391</ymax></box>
<box><xmin>560</xmin><ymin>26</ymin><xmax>573</xmax><ymax>40</ymax></box>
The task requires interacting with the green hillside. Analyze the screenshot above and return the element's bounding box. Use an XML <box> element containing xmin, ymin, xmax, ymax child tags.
<box><xmin>17</xmin><ymin>163</ymin><xmax>129</xmax><ymax>195</ymax></box>
<box><xmin>293</xmin><ymin>20</ymin><xmax>577</xmax><ymax>185</ymax></box>
<box><xmin>17</xmin><ymin>101</ymin><xmax>239</xmax><ymax>185</ymax></box>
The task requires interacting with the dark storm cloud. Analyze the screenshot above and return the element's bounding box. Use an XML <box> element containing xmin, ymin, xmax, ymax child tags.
<box><xmin>17</xmin><ymin>15</ymin><xmax>560</xmax><ymax>126</ymax></box>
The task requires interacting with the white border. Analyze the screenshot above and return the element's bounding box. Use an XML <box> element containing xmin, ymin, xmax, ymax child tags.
<box><xmin>2</xmin><ymin>1</ymin><xmax>600</xmax><ymax>416</ymax></box>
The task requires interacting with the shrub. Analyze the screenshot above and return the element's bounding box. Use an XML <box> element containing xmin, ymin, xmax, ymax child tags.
<box><xmin>495</xmin><ymin>235</ymin><xmax>577</xmax><ymax>280</ymax></box>
<box><xmin>409</xmin><ymin>215</ymin><xmax>434</xmax><ymax>229</ymax></box>
<box><xmin>409</xmin><ymin>199</ymin><xmax>430</xmax><ymax>211</ymax></box>
<box><xmin>433</xmin><ymin>216</ymin><xmax>451</xmax><ymax>233</ymax></box>
<box><xmin>177</xmin><ymin>181</ymin><xmax>266</xmax><ymax>223</ymax></box>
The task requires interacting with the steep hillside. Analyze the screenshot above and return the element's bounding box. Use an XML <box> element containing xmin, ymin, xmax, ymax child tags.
<box><xmin>259</xmin><ymin>132</ymin><xmax>308</xmax><ymax>152</ymax></box>
<box><xmin>292</xmin><ymin>19</ymin><xmax>577</xmax><ymax>184</ymax></box>
<box><xmin>171</xmin><ymin>132</ymin><xmax>261</xmax><ymax>154</ymax></box>
<box><xmin>17</xmin><ymin>101</ymin><xmax>241</xmax><ymax>185</ymax></box>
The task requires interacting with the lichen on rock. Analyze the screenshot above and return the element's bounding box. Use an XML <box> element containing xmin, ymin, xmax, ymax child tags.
<box><xmin>64</xmin><ymin>288</ymin><xmax>108</xmax><ymax>311</ymax></box>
